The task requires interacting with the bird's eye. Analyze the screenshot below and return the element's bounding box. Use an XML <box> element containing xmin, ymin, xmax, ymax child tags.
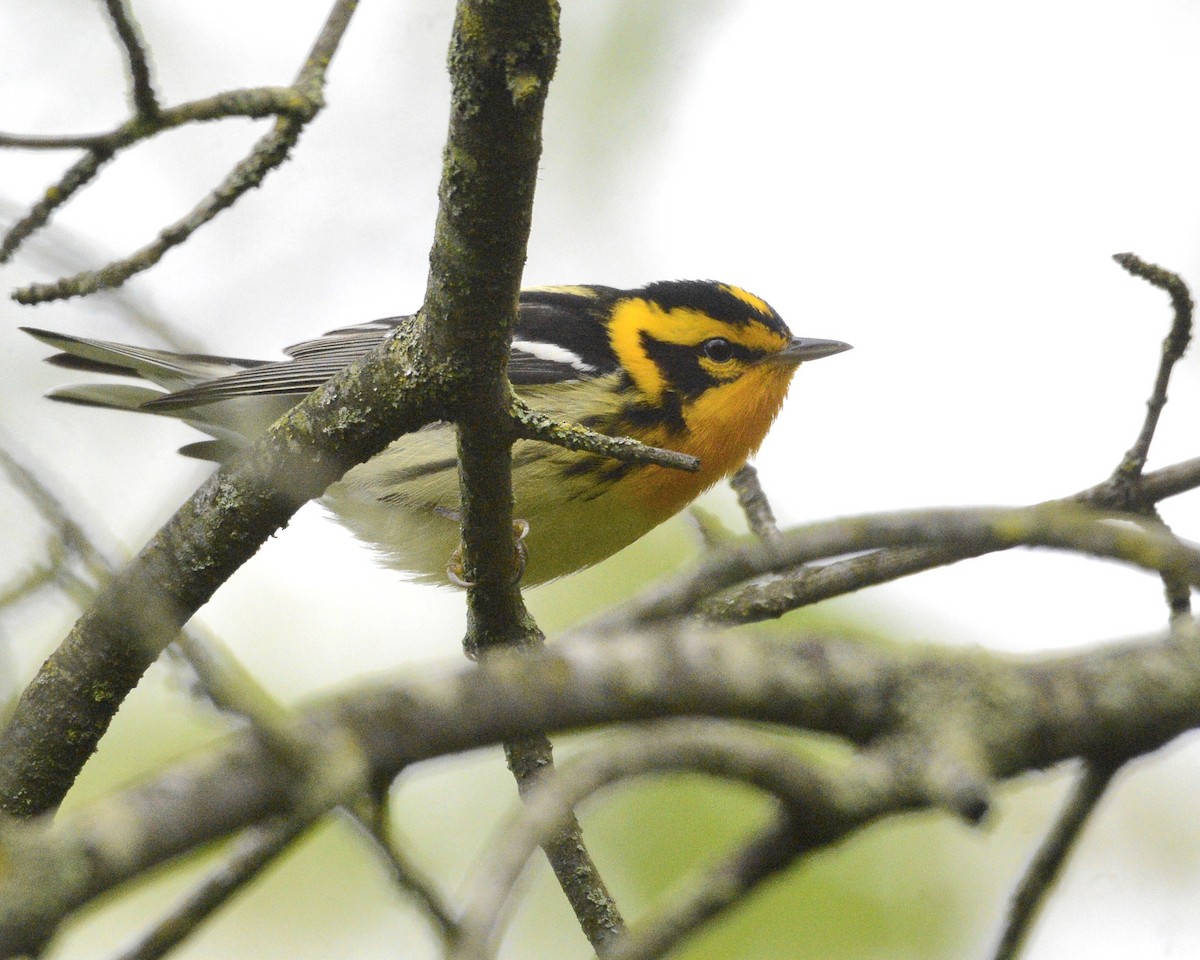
<box><xmin>702</xmin><ymin>337</ymin><xmax>734</xmax><ymax>362</ymax></box>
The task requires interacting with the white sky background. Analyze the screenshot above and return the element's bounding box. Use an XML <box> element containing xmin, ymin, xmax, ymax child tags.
<box><xmin>4</xmin><ymin>1</ymin><xmax>1200</xmax><ymax>957</ymax></box>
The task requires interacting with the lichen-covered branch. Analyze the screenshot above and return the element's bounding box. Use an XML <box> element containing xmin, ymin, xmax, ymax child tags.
<box><xmin>0</xmin><ymin>317</ymin><xmax>445</xmax><ymax>817</ymax></box>
<box><xmin>729</xmin><ymin>463</ymin><xmax>780</xmax><ymax>541</ymax></box>
<box><xmin>451</xmin><ymin>723</ymin><xmax>903</xmax><ymax>960</ymax></box>
<box><xmin>700</xmin><ymin>455</ymin><xmax>1200</xmax><ymax>624</ymax></box>
<box><xmin>426</xmin><ymin>2</ymin><xmax>626</xmax><ymax>947</ymax></box>
<box><xmin>607</xmin><ymin>503</ymin><xmax>1200</xmax><ymax>631</ymax></box>
<box><xmin>513</xmin><ymin>399</ymin><xmax>700</xmax><ymax>473</ymax></box>
<box><xmin>4</xmin><ymin>612</ymin><xmax>1200</xmax><ymax>955</ymax></box>
<box><xmin>109</xmin><ymin>818</ymin><xmax>317</xmax><ymax>960</ymax></box>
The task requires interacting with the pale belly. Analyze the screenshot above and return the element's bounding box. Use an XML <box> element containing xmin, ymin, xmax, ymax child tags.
<box><xmin>321</xmin><ymin>427</ymin><xmax>701</xmax><ymax>586</ymax></box>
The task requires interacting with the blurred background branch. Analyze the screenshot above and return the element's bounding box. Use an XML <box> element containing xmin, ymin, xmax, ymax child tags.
<box><xmin>0</xmin><ymin>0</ymin><xmax>359</xmax><ymax>302</ymax></box>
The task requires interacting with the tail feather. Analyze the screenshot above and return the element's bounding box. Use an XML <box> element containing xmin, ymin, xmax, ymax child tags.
<box><xmin>43</xmin><ymin>352</ymin><xmax>140</xmax><ymax>377</ymax></box>
<box><xmin>178</xmin><ymin>439</ymin><xmax>246</xmax><ymax>462</ymax></box>
<box><xmin>20</xmin><ymin>327</ymin><xmax>261</xmax><ymax>392</ymax></box>
<box><xmin>25</xmin><ymin>326</ymin><xmax>290</xmax><ymax>450</ymax></box>
<box><xmin>46</xmin><ymin>384</ymin><xmax>166</xmax><ymax>411</ymax></box>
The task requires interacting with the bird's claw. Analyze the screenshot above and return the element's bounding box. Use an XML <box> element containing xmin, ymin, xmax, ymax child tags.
<box><xmin>445</xmin><ymin>518</ymin><xmax>531</xmax><ymax>588</ymax></box>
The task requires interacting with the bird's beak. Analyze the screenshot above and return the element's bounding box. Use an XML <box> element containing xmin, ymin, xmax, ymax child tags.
<box><xmin>777</xmin><ymin>337</ymin><xmax>853</xmax><ymax>364</ymax></box>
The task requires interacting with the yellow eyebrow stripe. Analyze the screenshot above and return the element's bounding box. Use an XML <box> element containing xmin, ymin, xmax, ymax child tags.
<box><xmin>608</xmin><ymin>298</ymin><xmax>667</xmax><ymax>399</ymax></box>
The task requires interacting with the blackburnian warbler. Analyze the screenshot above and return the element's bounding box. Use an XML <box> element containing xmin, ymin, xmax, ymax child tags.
<box><xmin>24</xmin><ymin>281</ymin><xmax>850</xmax><ymax>585</ymax></box>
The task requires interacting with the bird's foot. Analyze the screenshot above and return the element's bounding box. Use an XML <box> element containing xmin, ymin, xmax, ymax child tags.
<box><xmin>445</xmin><ymin>518</ymin><xmax>531</xmax><ymax>588</ymax></box>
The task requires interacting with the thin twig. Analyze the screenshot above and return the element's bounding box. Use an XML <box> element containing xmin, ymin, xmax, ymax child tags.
<box><xmin>983</xmin><ymin>260</ymin><xmax>1191</xmax><ymax>958</ymax></box>
<box><xmin>702</xmin><ymin>455</ymin><xmax>1200</xmax><ymax>625</ymax></box>
<box><xmin>607</xmin><ymin>729</ymin><xmax>985</xmax><ymax>960</ymax></box>
<box><xmin>989</xmin><ymin>761</ymin><xmax>1120</xmax><ymax>960</ymax></box>
<box><xmin>604</xmin><ymin>813</ymin><xmax>800</xmax><ymax>960</ymax></box>
<box><xmin>1111</xmin><ymin>253</ymin><xmax>1193</xmax><ymax>482</ymax></box>
<box><xmin>110</xmin><ymin>818</ymin><xmax>316</xmax><ymax>960</ymax></box>
<box><xmin>102</xmin><ymin>0</ymin><xmax>161</xmax><ymax>119</ymax></box>
<box><xmin>350</xmin><ymin>801</ymin><xmax>461</xmax><ymax>948</ymax></box>
<box><xmin>729</xmin><ymin>464</ymin><xmax>781</xmax><ymax>541</ymax></box>
<box><xmin>2</xmin><ymin>0</ymin><xmax>359</xmax><ymax>296</ymax></box>
<box><xmin>13</xmin><ymin>119</ymin><xmax>304</xmax><ymax>304</ymax></box>
<box><xmin>293</xmin><ymin>0</ymin><xmax>361</xmax><ymax>96</ymax></box>
<box><xmin>707</xmin><ymin>259</ymin><xmax>1198</xmax><ymax>627</ymax></box>
<box><xmin>0</xmin><ymin>151</ymin><xmax>111</xmax><ymax>263</ymax></box>
<box><xmin>513</xmin><ymin>401</ymin><xmax>699</xmax><ymax>473</ymax></box>
<box><xmin>501</xmin><ymin>734</ymin><xmax>626</xmax><ymax>951</ymax></box>
<box><xmin>1104</xmin><ymin>254</ymin><xmax>1194</xmax><ymax>618</ymax></box>
<box><xmin>608</xmin><ymin>503</ymin><xmax>1200</xmax><ymax>630</ymax></box>
<box><xmin>0</xmin><ymin>559</ymin><xmax>62</xmax><ymax>612</ymax></box>
<box><xmin>0</xmin><ymin>87</ymin><xmax>316</xmax><ymax>152</ymax></box>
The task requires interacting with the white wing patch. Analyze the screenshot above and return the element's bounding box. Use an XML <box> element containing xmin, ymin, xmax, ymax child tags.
<box><xmin>511</xmin><ymin>339</ymin><xmax>598</xmax><ymax>374</ymax></box>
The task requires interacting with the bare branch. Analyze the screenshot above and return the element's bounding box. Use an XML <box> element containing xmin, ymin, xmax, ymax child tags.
<box><xmin>0</xmin><ymin>314</ymin><xmax>444</xmax><ymax>817</ymax></box>
<box><xmin>4</xmin><ymin>616</ymin><xmax>1200</xmax><ymax>954</ymax></box>
<box><xmin>0</xmin><ymin>426</ymin><xmax>461</xmax><ymax>951</ymax></box>
<box><xmin>349</xmin><ymin>803</ymin><xmax>462</xmax><ymax>948</ymax></box>
<box><xmin>2</xmin><ymin>0</ymin><xmax>357</xmax><ymax>296</ymax></box>
<box><xmin>452</xmin><ymin>723</ymin><xmax>903</xmax><ymax>960</ymax></box>
<box><xmin>512</xmin><ymin>400</ymin><xmax>700</xmax><ymax>473</ymax></box>
<box><xmin>415</xmin><ymin>3</ymin><xmax>628</xmax><ymax>950</ymax></box>
<box><xmin>110</xmin><ymin>818</ymin><xmax>315</xmax><ymax>960</ymax></box>
<box><xmin>102</xmin><ymin>0</ymin><xmax>161</xmax><ymax>119</ymax></box>
<box><xmin>1111</xmin><ymin>253</ymin><xmax>1193</xmax><ymax>481</ymax></box>
<box><xmin>702</xmin><ymin>455</ymin><xmax>1200</xmax><ymax>625</ymax></box>
<box><xmin>12</xmin><ymin>112</ymin><xmax>304</xmax><ymax>304</ymax></box>
<box><xmin>0</xmin><ymin>151</ymin><xmax>111</xmax><ymax>263</ymax></box>
<box><xmin>606</xmin><ymin>504</ymin><xmax>1200</xmax><ymax>630</ymax></box>
<box><xmin>989</xmin><ymin>761</ymin><xmax>1121</xmax><ymax>960</ymax></box>
<box><xmin>604</xmin><ymin>813</ymin><xmax>800</xmax><ymax>960</ymax></box>
<box><xmin>729</xmin><ymin>463</ymin><xmax>781</xmax><ymax>541</ymax></box>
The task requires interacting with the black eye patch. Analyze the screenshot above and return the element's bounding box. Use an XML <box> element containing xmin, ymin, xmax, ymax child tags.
<box><xmin>639</xmin><ymin>332</ymin><xmax>759</xmax><ymax>397</ymax></box>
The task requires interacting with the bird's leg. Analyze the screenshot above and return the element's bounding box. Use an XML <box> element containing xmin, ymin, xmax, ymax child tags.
<box><xmin>439</xmin><ymin>507</ymin><xmax>530</xmax><ymax>588</ymax></box>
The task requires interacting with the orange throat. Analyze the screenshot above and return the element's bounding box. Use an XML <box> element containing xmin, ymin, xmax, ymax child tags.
<box><xmin>620</xmin><ymin>362</ymin><xmax>796</xmax><ymax>519</ymax></box>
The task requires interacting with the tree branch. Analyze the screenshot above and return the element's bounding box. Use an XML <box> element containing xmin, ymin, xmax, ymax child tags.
<box><xmin>5</xmin><ymin>612</ymin><xmax>1200</xmax><ymax>955</ymax></box>
<box><xmin>729</xmin><ymin>463</ymin><xmax>781</xmax><ymax>542</ymax></box>
<box><xmin>700</xmin><ymin>455</ymin><xmax>1200</xmax><ymax>624</ymax></box>
<box><xmin>452</xmin><ymin>723</ymin><xmax>900</xmax><ymax>960</ymax></box>
<box><xmin>102</xmin><ymin>0</ymin><xmax>161</xmax><ymax>120</ymax></box>
<box><xmin>988</xmin><ymin>760</ymin><xmax>1120</xmax><ymax>960</ymax></box>
<box><xmin>1110</xmin><ymin>252</ymin><xmax>1193</xmax><ymax>481</ymax></box>
<box><xmin>427</xmin><ymin>3</ymin><xmax>627</xmax><ymax>947</ymax></box>
<box><xmin>605</xmin><ymin>503</ymin><xmax>1200</xmax><ymax>631</ymax></box>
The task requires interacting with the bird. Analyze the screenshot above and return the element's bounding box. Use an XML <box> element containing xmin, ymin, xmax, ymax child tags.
<box><xmin>24</xmin><ymin>280</ymin><xmax>851</xmax><ymax>586</ymax></box>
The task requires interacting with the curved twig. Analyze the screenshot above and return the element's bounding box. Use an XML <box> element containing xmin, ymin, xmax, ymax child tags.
<box><xmin>700</xmin><ymin>457</ymin><xmax>1200</xmax><ymax>624</ymax></box>
<box><xmin>607</xmin><ymin>503</ymin><xmax>1200</xmax><ymax>630</ymax></box>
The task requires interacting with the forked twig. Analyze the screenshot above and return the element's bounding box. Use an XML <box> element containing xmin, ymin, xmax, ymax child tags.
<box><xmin>1</xmin><ymin>0</ymin><xmax>360</xmax><ymax>301</ymax></box>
